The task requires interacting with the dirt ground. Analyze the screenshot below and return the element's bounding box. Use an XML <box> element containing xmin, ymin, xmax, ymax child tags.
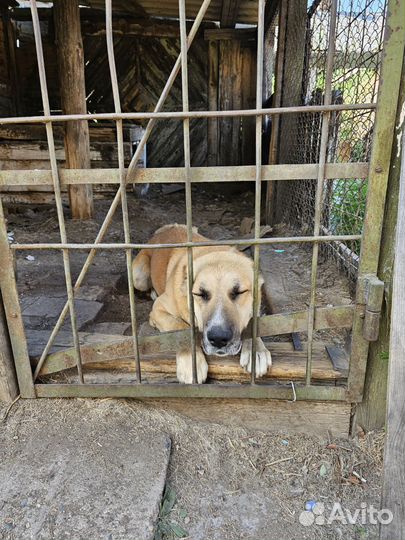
<box><xmin>0</xmin><ymin>398</ymin><xmax>384</xmax><ymax>540</ymax></box>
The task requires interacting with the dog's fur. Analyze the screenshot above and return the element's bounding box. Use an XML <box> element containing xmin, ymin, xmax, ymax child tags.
<box><xmin>132</xmin><ymin>224</ymin><xmax>272</xmax><ymax>383</ymax></box>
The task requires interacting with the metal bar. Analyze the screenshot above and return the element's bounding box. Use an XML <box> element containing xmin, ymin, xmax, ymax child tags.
<box><xmin>0</xmin><ymin>199</ymin><xmax>35</xmax><ymax>397</ymax></box>
<box><xmin>10</xmin><ymin>235</ymin><xmax>363</xmax><ymax>251</ymax></box>
<box><xmin>0</xmin><ymin>162</ymin><xmax>371</xmax><ymax>187</ymax></box>
<box><xmin>305</xmin><ymin>0</ymin><xmax>338</xmax><ymax>387</ymax></box>
<box><xmin>348</xmin><ymin>0</ymin><xmax>405</xmax><ymax>401</ymax></box>
<box><xmin>33</xmin><ymin>0</ymin><xmax>213</xmax><ymax>380</ymax></box>
<box><xmin>179</xmin><ymin>0</ymin><xmax>197</xmax><ymax>383</ymax></box>
<box><xmin>250</xmin><ymin>0</ymin><xmax>266</xmax><ymax>383</ymax></box>
<box><xmin>105</xmin><ymin>0</ymin><xmax>141</xmax><ymax>382</ymax></box>
<box><xmin>34</xmin><ymin>383</ymin><xmax>347</xmax><ymax>401</ymax></box>
<box><xmin>30</xmin><ymin>0</ymin><xmax>84</xmax><ymax>383</ymax></box>
<box><xmin>0</xmin><ymin>103</ymin><xmax>377</xmax><ymax>125</ymax></box>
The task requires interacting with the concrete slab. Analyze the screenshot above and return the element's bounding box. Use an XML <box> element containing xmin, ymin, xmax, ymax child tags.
<box><xmin>0</xmin><ymin>400</ymin><xmax>171</xmax><ymax>540</ymax></box>
<box><xmin>22</xmin><ymin>296</ymin><xmax>103</xmax><ymax>331</ymax></box>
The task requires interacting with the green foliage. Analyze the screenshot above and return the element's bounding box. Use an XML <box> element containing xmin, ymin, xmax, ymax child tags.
<box><xmin>154</xmin><ymin>486</ymin><xmax>189</xmax><ymax>540</ymax></box>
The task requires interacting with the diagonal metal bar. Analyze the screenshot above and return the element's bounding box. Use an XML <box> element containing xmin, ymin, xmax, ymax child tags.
<box><xmin>30</xmin><ymin>0</ymin><xmax>84</xmax><ymax>383</ymax></box>
<box><xmin>33</xmin><ymin>0</ymin><xmax>212</xmax><ymax>380</ymax></box>
<box><xmin>305</xmin><ymin>0</ymin><xmax>338</xmax><ymax>386</ymax></box>
<box><xmin>179</xmin><ymin>0</ymin><xmax>197</xmax><ymax>383</ymax></box>
<box><xmin>250</xmin><ymin>0</ymin><xmax>266</xmax><ymax>383</ymax></box>
<box><xmin>105</xmin><ymin>0</ymin><xmax>141</xmax><ymax>382</ymax></box>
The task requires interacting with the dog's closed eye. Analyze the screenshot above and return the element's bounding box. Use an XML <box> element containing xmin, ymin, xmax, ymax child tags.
<box><xmin>193</xmin><ymin>288</ymin><xmax>211</xmax><ymax>301</ymax></box>
<box><xmin>229</xmin><ymin>286</ymin><xmax>248</xmax><ymax>301</ymax></box>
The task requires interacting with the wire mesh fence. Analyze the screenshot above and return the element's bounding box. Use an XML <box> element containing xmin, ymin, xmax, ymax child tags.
<box><xmin>278</xmin><ymin>0</ymin><xmax>386</xmax><ymax>281</ymax></box>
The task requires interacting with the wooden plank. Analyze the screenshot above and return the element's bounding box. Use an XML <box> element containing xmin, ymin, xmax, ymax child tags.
<box><xmin>38</xmin><ymin>306</ymin><xmax>354</xmax><ymax>376</ymax></box>
<box><xmin>204</xmin><ymin>28</ymin><xmax>256</xmax><ymax>41</ymax></box>
<box><xmin>207</xmin><ymin>40</ymin><xmax>219</xmax><ymax>166</ymax></box>
<box><xmin>0</xmin><ymin>293</ymin><xmax>19</xmax><ymax>402</ymax></box>
<box><xmin>140</xmin><ymin>399</ymin><xmax>351</xmax><ymax>436</ymax></box>
<box><xmin>218</xmin><ymin>40</ymin><xmax>242</xmax><ymax>166</ymax></box>
<box><xmin>0</xmin><ymin>163</ymin><xmax>370</xmax><ymax>187</ymax></box>
<box><xmin>356</xmin><ymin>50</ymin><xmax>405</xmax><ymax>431</ymax></box>
<box><xmin>54</xmin><ymin>0</ymin><xmax>93</xmax><ymax>219</ymax></box>
<box><xmin>380</xmin><ymin>114</ymin><xmax>405</xmax><ymax>540</ymax></box>
<box><xmin>38</xmin><ymin>341</ymin><xmax>345</xmax><ymax>381</ymax></box>
<box><xmin>220</xmin><ymin>0</ymin><xmax>242</xmax><ymax>28</ymax></box>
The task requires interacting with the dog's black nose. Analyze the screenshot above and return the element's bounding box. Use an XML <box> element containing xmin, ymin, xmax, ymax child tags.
<box><xmin>207</xmin><ymin>326</ymin><xmax>233</xmax><ymax>349</ymax></box>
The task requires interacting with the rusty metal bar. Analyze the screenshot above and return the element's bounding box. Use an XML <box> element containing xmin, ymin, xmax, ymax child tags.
<box><xmin>305</xmin><ymin>0</ymin><xmax>338</xmax><ymax>387</ymax></box>
<box><xmin>33</xmin><ymin>0</ymin><xmax>213</xmax><ymax>380</ymax></box>
<box><xmin>34</xmin><ymin>382</ymin><xmax>347</xmax><ymax>401</ymax></box>
<box><xmin>105</xmin><ymin>0</ymin><xmax>141</xmax><ymax>382</ymax></box>
<box><xmin>179</xmin><ymin>0</ymin><xmax>197</xmax><ymax>383</ymax></box>
<box><xmin>10</xmin><ymin>234</ymin><xmax>363</xmax><ymax>251</ymax></box>
<box><xmin>30</xmin><ymin>0</ymin><xmax>84</xmax><ymax>383</ymax></box>
<box><xmin>250</xmin><ymin>0</ymin><xmax>266</xmax><ymax>383</ymax></box>
<box><xmin>0</xmin><ymin>103</ymin><xmax>376</xmax><ymax>125</ymax></box>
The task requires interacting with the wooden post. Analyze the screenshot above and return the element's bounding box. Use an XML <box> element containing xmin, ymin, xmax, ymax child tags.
<box><xmin>356</xmin><ymin>55</ymin><xmax>405</xmax><ymax>431</ymax></box>
<box><xmin>53</xmin><ymin>0</ymin><xmax>93</xmax><ymax>220</ymax></box>
<box><xmin>207</xmin><ymin>40</ymin><xmax>219</xmax><ymax>166</ymax></box>
<box><xmin>379</xmin><ymin>115</ymin><xmax>405</xmax><ymax>540</ymax></box>
<box><xmin>0</xmin><ymin>293</ymin><xmax>19</xmax><ymax>402</ymax></box>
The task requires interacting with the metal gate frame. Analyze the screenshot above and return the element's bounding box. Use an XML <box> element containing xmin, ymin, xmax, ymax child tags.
<box><xmin>0</xmin><ymin>0</ymin><xmax>404</xmax><ymax>401</ymax></box>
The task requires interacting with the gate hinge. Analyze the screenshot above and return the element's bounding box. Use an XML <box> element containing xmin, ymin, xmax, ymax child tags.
<box><xmin>361</xmin><ymin>275</ymin><xmax>385</xmax><ymax>342</ymax></box>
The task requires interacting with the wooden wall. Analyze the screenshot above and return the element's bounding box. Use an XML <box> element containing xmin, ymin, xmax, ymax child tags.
<box><xmin>11</xmin><ymin>10</ymin><xmax>209</xmax><ymax>168</ymax></box>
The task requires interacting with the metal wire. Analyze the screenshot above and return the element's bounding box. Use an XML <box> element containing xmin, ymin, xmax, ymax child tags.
<box><xmin>105</xmin><ymin>0</ymin><xmax>141</xmax><ymax>382</ymax></box>
<box><xmin>30</xmin><ymin>0</ymin><xmax>84</xmax><ymax>383</ymax></box>
<box><xmin>33</xmin><ymin>0</ymin><xmax>213</xmax><ymax>380</ymax></box>
<box><xmin>306</xmin><ymin>0</ymin><xmax>338</xmax><ymax>386</ymax></box>
<box><xmin>250</xmin><ymin>0</ymin><xmax>266</xmax><ymax>383</ymax></box>
<box><xmin>179</xmin><ymin>0</ymin><xmax>198</xmax><ymax>383</ymax></box>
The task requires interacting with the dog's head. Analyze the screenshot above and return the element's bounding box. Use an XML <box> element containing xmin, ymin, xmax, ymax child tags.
<box><xmin>187</xmin><ymin>250</ymin><xmax>263</xmax><ymax>356</ymax></box>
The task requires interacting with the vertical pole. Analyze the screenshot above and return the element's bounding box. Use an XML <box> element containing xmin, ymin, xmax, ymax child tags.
<box><xmin>105</xmin><ymin>0</ymin><xmax>141</xmax><ymax>382</ymax></box>
<box><xmin>0</xmin><ymin>292</ymin><xmax>19</xmax><ymax>402</ymax></box>
<box><xmin>305</xmin><ymin>0</ymin><xmax>337</xmax><ymax>386</ymax></box>
<box><xmin>179</xmin><ymin>0</ymin><xmax>197</xmax><ymax>383</ymax></box>
<box><xmin>251</xmin><ymin>0</ymin><xmax>266</xmax><ymax>383</ymax></box>
<box><xmin>30</xmin><ymin>0</ymin><xmax>84</xmax><ymax>383</ymax></box>
<box><xmin>0</xmin><ymin>201</ymin><xmax>35</xmax><ymax>398</ymax></box>
<box><xmin>54</xmin><ymin>0</ymin><xmax>94</xmax><ymax>220</ymax></box>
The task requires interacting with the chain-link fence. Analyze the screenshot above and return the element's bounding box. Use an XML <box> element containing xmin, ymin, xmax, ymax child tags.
<box><xmin>278</xmin><ymin>0</ymin><xmax>386</xmax><ymax>280</ymax></box>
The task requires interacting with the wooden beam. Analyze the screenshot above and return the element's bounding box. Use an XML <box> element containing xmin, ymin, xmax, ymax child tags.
<box><xmin>356</xmin><ymin>54</ymin><xmax>405</xmax><ymax>431</ymax></box>
<box><xmin>53</xmin><ymin>0</ymin><xmax>93</xmax><ymax>219</ymax></box>
<box><xmin>207</xmin><ymin>40</ymin><xmax>219</xmax><ymax>166</ymax></box>
<box><xmin>0</xmin><ymin>293</ymin><xmax>19</xmax><ymax>402</ymax></box>
<box><xmin>204</xmin><ymin>28</ymin><xmax>256</xmax><ymax>41</ymax></box>
<box><xmin>380</xmin><ymin>118</ymin><xmax>405</xmax><ymax>540</ymax></box>
<box><xmin>220</xmin><ymin>0</ymin><xmax>242</xmax><ymax>28</ymax></box>
<box><xmin>0</xmin><ymin>163</ymin><xmax>370</xmax><ymax>187</ymax></box>
<box><xmin>38</xmin><ymin>306</ymin><xmax>354</xmax><ymax>376</ymax></box>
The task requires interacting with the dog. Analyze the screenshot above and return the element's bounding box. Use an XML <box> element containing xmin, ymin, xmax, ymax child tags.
<box><xmin>132</xmin><ymin>224</ymin><xmax>272</xmax><ymax>383</ymax></box>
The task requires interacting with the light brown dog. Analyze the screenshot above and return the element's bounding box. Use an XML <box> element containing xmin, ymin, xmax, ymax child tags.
<box><xmin>132</xmin><ymin>224</ymin><xmax>272</xmax><ymax>383</ymax></box>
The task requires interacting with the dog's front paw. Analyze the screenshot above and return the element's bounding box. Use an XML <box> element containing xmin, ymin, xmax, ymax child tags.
<box><xmin>240</xmin><ymin>338</ymin><xmax>272</xmax><ymax>377</ymax></box>
<box><xmin>176</xmin><ymin>347</ymin><xmax>208</xmax><ymax>384</ymax></box>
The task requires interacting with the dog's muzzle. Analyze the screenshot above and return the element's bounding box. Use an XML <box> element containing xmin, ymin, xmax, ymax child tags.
<box><xmin>202</xmin><ymin>325</ymin><xmax>241</xmax><ymax>356</ymax></box>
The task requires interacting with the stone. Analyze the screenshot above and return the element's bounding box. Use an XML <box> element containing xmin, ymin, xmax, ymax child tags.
<box><xmin>0</xmin><ymin>400</ymin><xmax>171</xmax><ymax>540</ymax></box>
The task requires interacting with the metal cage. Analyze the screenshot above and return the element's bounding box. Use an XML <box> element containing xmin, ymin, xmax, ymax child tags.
<box><xmin>0</xmin><ymin>0</ymin><xmax>404</xmax><ymax>402</ymax></box>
